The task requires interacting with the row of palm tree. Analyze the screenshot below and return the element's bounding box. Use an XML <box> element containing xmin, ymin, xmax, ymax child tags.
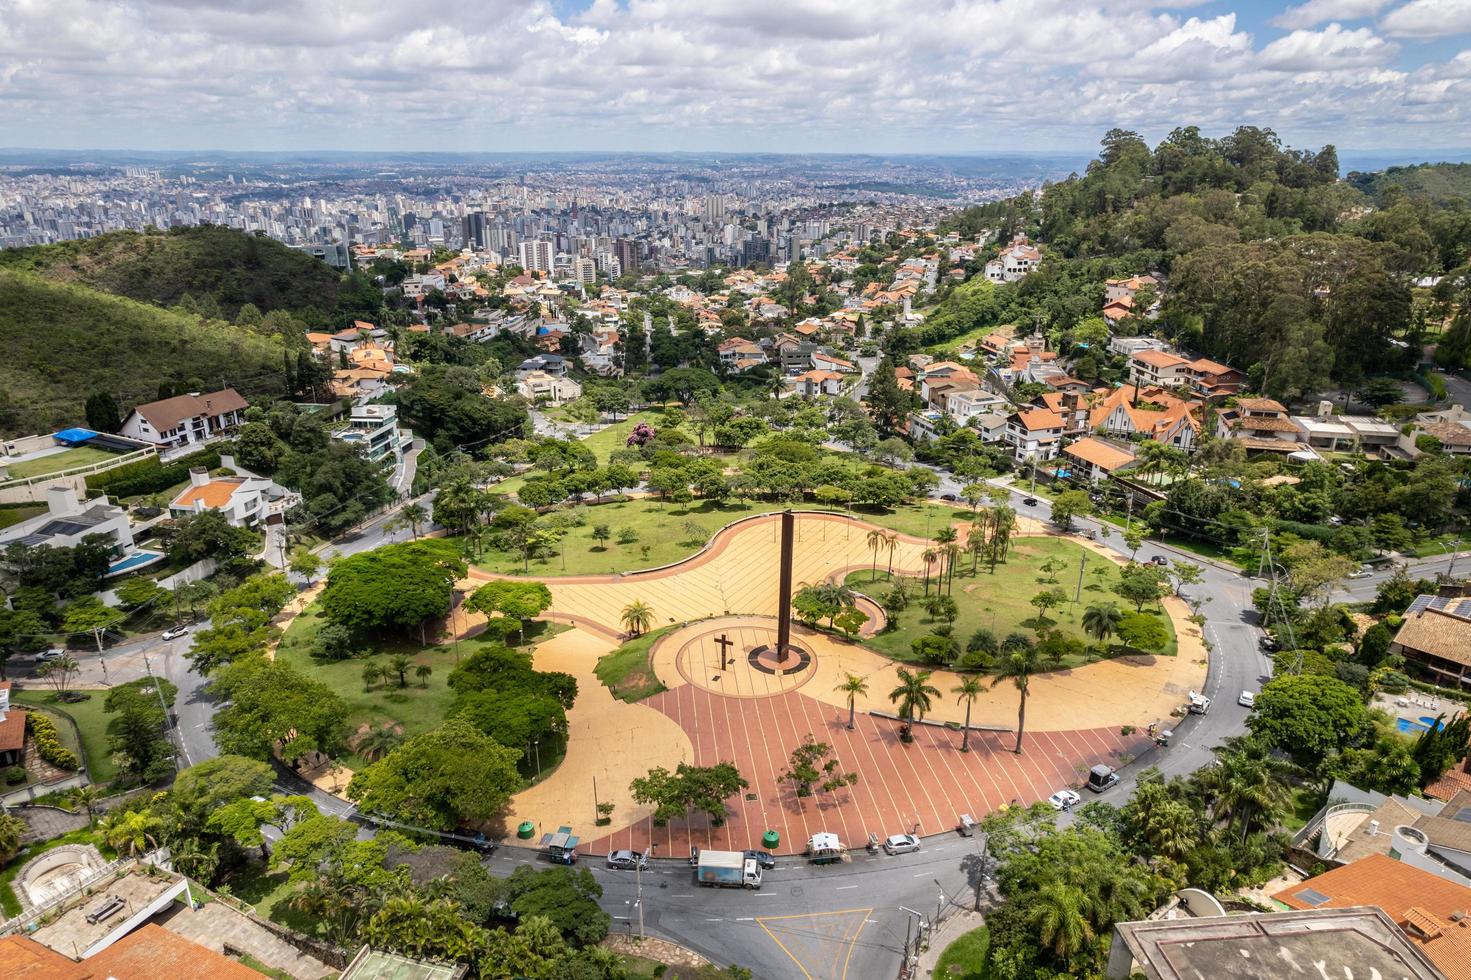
<box><xmin>361</xmin><ymin>656</ymin><xmax>432</xmax><ymax>690</ymax></box>
<box><xmin>835</xmin><ymin>660</ymin><xmax>1033</xmax><ymax>754</ymax></box>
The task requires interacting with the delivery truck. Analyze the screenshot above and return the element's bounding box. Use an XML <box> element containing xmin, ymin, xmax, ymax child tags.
<box><xmin>695</xmin><ymin>849</ymin><xmax>763</xmax><ymax>889</ymax></box>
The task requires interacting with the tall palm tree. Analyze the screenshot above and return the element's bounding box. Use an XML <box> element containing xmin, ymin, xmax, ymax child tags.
<box><xmin>920</xmin><ymin>548</ymin><xmax>939</xmax><ymax>596</ymax></box>
<box><xmin>1199</xmin><ymin>738</ymin><xmax>1294</xmax><ymax>842</ymax></box>
<box><xmin>952</xmin><ymin>676</ymin><xmax>985</xmax><ymax>752</ymax></box>
<box><xmin>399</xmin><ymin>501</ymin><xmax>428</xmax><ymax>539</ymax></box>
<box><xmin>1081</xmin><ymin>603</ymin><xmax>1123</xmax><ymax>650</ymax></box>
<box><xmin>888</xmin><ymin>667</ymin><xmax>940</xmax><ymax>742</ymax></box>
<box><xmin>1028</xmin><ymin>882</ymin><xmax>1095</xmax><ymax>965</ymax></box>
<box><xmin>943</xmin><ymin>543</ymin><xmax>963</xmax><ymax>594</ymax></box>
<box><xmin>884</xmin><ymin>532</ymin><xmax>900</xmax><ymax>577</ymax></box>
<box><xmin>866</xmin><ymin>527</ymin><xmax>886</xmax><ymax>581</ymax></box>
<box><xmin>101</xmin><ymin>810</ymin><xmax>161</xmax><ymax>856</ymax></box>
<box><xmin>967</xmin><ymin>518</ymin><xmax>988</xmax><ymax>575</ymax></box>
<box><xmin>835</xmin><ymin>673</ymin><xmax>868</xmax><ymax>730</ymax></box>
<box><xmin>67</xmin><ymin>785</ymin><xmax>104</xmax><ymax>827</ymax></box>
<box><xmin>991</xmin><ymin>642</ymin><xmax>1044</xmax><ymax>754</ymax></box>
<box><xmin>357</xmin><ymin>726</ymin><xmax>404</xmax><ymax>762</ymax></box>
<box><xmin>389</xmin><ymin>654</ymin><xmax>413</xmax><ymax>687</ymax></box>
<box><xmin>987</xmin><ymin>505</ymin><xmax>1017</xmax><ymax>573</ymax></box>
<box><xmin>621</xmin><ymin>599</ymin><xmax>654</xmax><ymax>637</ymax></box>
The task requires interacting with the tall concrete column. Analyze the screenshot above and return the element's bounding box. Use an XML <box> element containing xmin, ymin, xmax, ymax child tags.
<box><xmin>776</xmin><ymin>509</ymin><xmax>794</xmax><ymax>654</ymax></box>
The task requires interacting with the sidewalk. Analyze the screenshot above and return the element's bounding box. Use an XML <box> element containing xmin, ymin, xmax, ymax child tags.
<box><xmin>915</xmin><ymin>908</ymin><xmax>985</xmax><ymax>978</ymax></box>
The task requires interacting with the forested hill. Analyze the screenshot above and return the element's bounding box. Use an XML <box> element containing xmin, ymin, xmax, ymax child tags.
<box><xmin>1347</xmin><ymin>162</ymin><xmax>1471</xmax><ymax>205</ymax></box>
<box><xmin>0</xmin><ymin>269</ymin><xmax>290</xmax><ymax>436</ymax></box>
<box><xmin>0</xmin><ymin>225</ymin><xmax>344</xmax><ymax>317</ymax></box>
<box><xmin>917</xmin><ymin>126</ymin><xmax>1471</xmax><ymax>400</ymax></box>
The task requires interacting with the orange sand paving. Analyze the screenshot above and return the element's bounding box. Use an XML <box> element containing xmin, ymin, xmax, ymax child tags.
<box><xmin>502</xmin><ymin>624</ymin><xmax>694</xmax><ymax>840</ymax></box>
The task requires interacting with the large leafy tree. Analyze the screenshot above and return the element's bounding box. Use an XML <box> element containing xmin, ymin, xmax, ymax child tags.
<box><xmin>104</xmin><ymin>677</ymin><xmax>178</xmax><ymax>783</ymax></box>
<box><xmin>209</xmin><ymin>655</ymin><xmax>349</xmax><ymax>762</ymax></box>
<box><xmin>464</xmin><ymin>580</ymin><xmax>552</xmax><ymax>644</ymax></box>
<box><xmin>1247</xmin><ymin>673</ymin><xmax>1367</xmax><ymax>769</ymax></box>
<box><xmin>170</xmin><ymin>755</ymin><xmax>276</xmax><ymax>827</ymax></box>
<box><xmin>347</xmin><ymin>719</ymin><xmax>521</xmax><ymax>831</ymax></box>
<box><xmin>629</xmin><ymin>761</ymin><xmax>749</xmax><ymax>826</ymax></box>
<box><xmin>320</xmin><ymin>539</ymin><xmax>466</xmax><ymax>640</ymax></box>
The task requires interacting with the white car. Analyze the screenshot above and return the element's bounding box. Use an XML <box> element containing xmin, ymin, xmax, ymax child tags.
<box><xmin>1348</xmin><ymin>568</ymin><xmax>1374</xmax><ymax>579</ymax></box>
<box><xmin>37</xmin><ymin>648</ymin><xmax>67</xmax><ymax>663</ymax></box>
<box><xmin>1238</xmin><ymin>691</ymin><xmax>1257</xmax><ymax>708</ymax></box>
<box><xmin>1047</xmin><ymin>789</ymin><xmax>1082</xmax><ymax>811</ymax></box>
<box><xmin>882</xmin><ymin>834</ymin><xmax>921</xmax><ymax>855</ymax></box>
<box><xmin>162</xmin><ymin>626</ymin><xmax>190</xmax><ymax>641</ymax></box>
<box><xmin>606</xmin><ymin>849</ymin><xmax>649</xmax><ymax>871</ymax></box>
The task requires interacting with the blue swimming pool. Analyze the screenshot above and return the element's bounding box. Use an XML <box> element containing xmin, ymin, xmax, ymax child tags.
<box><xmin>1398</xmin><ymin>719</ymin><xmax>1430</xmax><ymax>733</ymax></box>
<box><xmin>106</xmin><ymin>550</ymin><xmax>164</xmax><ymax>575</ymax></box>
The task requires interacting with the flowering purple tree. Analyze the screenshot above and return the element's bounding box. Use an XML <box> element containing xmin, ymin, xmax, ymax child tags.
<box><xmin>626</xmin><ymin>422</ymin><xmax>656</xmax><ymax>448</ymax></box>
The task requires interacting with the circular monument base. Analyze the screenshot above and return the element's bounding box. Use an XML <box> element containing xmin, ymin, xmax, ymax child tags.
<box><xmin>747</xmin><ymin>642</ymin><xmax>813</xmax><ymax>676</ymax></box>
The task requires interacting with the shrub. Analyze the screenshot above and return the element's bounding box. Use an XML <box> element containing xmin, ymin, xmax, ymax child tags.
<box><xmin>4</xmin><ymin>767</ymin><xmax>26</xmax><ymax>785</ymax></box>
<box><xmin>85</xmin><ymin>448</ymin><xmax>222</xmax><ymax>498</ymax></box>
<box><xmin>25</xmin><ymin>713</ymin><xmax>80</xmax><ymax>771</ymax></box>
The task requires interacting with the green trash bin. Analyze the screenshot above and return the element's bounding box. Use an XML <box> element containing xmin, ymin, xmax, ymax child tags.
<box><xmin>517</xmin><ymin>821</ymin><xmax>536</xmax><ymax>840</ymax></box>
<box><xmin>762</xmin><ymin>830</ymin><xmax>780</xmax><ymax>849</ymax></box>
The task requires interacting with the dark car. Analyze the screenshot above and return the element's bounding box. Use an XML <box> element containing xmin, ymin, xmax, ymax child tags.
<box><xmin>939</xmin><ymin>492</ymin><xmax>958</xmax><ymax>502</ymax></box>
<box><xmin>1258</xmin><ymin>635</ymin><xmax>1280</xmax><ymax>652</ymax></box>
<box><xmin>1022</xmin><ymin>496</ymin><xmax>1038</xmax><ymax>506</ymax></box>
<box><xmin>1149</xmin><ymin>555</ymin><xmax>1169</xmax><ymax>566</ymax></box>
<box><xmin>744</xmin><ymin>849</ymin><xmax>776</xmax><ymax>870</ymax></box>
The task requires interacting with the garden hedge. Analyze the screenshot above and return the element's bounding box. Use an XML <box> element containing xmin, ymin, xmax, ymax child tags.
<box><xmin>85</xmin><ymin>447</ymin><xmax>220</xmax><ymax>498</ymax></box>
<box><xmin>25</xmin><ymin>713</ymin><xmax>80</xmax><ymax>771</ymax></box>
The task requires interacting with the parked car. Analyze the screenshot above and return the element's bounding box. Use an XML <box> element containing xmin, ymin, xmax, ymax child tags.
<box><xmin>37</xmin><ymin>648</ymin><xmax>67</xmax><ymax>663</ymax></box>
<box><xmin>162</xmin><ymin>625</ymin><xmax>190</xmax><ymax>641</ymax></box>
<box><xmin>1022</xmin><ymin>496</ymin><xmax>1038</xmax><ymax>506</ymax></box>
<box><xmin>882</xmin><ymin>834</ymin><xmax>921</xmax><ymax>855</ymax></box>
<box><xmin>1047</xmin><ymin>789</ymin><xmax>1082</xmax><ymax>811</ymax></box>
<box><xmin>606</xmin><ymin>849</ymin><xmax>649</xmax><ymax>871</ymax></box>
<box><xmin>939</xmin><ymin>492</ymin><xmax>957</xmax><ymax>502</ymax></box>
<box><xmin>1258</xmin><ymin>635</ymin><xmax>1280</xmax><ymax>652</ymax></box>
<box><xmin>1348</xmin><ymin>567</ymin><xmax>1374</xmax><ymax>579</ymax></box>
<box><xmin>1149</xmin><ymin>555</ymin><xmax>1169</xmax><ymax>566</ymax></box>
<box><xmin>1238</xmin><ymin>691</ymin><xmax>1257</xmax><ymax>708</ymax></box>
<box><xmin>1086</xmin><ymin>764</ymin><xmax>1120</xmax><ymax>793</ymax></box>
<box><xmin>744</xmin><ymin>849</ymin><xmax>776</xmax><ymax>869</ymax></box>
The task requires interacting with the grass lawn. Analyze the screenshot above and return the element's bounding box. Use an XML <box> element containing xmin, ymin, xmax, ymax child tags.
<box><xmin>0</xmin><ymin>504</ymin><xmax>44</xmax><ymax>529</ymax></box>
<box><xmin>846</xmin><ymin>535</ymin><xmax>1177</xmax><ymax>665</ymax></box>
<box><xmin>580</xmin><ymin>412</ymin><xmax>658</xmax><ymax>465</ymax></box>
<box><xmin>935</xmin><ymin>924</ymin><xmax>991</xmax><ymax>980</ymax></box>
<box><xmin>0</xmin><ymin>827</ymin><xmax>115</xmax><ymax>917</ymax></box>
<box><xmin>2</xmin><ymin>446</ymin><xmax>118</xmax><ymax>480</ymax></box>
<box><xmin>275</xmin><ymin>603</ymin><xmax>565</xmax><ymax>775</ymax></box>
<box><xmin>595</xmin><ymin>625</ymin><xmax>675</xmax><ymax>702</ymax></box>
<box><xmin>12</xmin><ymin>689</ymin><xmax>119</xmax><ymax>784</ymax></box>
<box><xmin>468</xmin><ymin>496</ymin><xmax>966</xmax><ymax>578</ymax></box>
<box><xmin>1284</xmin><ymin>787</ymin><xmax>1323</xmax><ymax>833</ymax></box>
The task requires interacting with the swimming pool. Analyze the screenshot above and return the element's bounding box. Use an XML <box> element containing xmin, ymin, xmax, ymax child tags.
<box><xmin>105</xmin><ymin>549</ymin><xmax>164</xmax><ymax>576</ymax></box>
<box><xmin>1396</xmin><ymin>716</ymin><xmax>1448</xmax><ymax>734</ymax></box>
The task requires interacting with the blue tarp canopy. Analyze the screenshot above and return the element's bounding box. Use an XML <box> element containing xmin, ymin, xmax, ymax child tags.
<box><xmin>53</xmin><ymin>427</ymin><xmax>98</xmax><ymax>445</ymax></box>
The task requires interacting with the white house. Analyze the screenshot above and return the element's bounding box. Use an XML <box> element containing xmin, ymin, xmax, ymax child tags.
<box><xmin>0</xmin><ymin>485</ymin><xmax>134</xmax><ymax>554</ymax></box>
<box><xmin>984</xmin><ymin>234</ymin><xmax>1042</xmax><ymax>284</ymax></box>
<box><xmin>119</xmin><ymin>389</ymin><xmax>248</xmax><ymax>450</ymax></box>
<box><xmin>334</xmin><ymin>404</ymin><xmax>412</xmax><ymax>466</ymax></box>
<box><xmin>1003</xmin><ymin>407</ymin><xmax>1065</xmax><ymax>461</ymax></box>
<box><xmin>516</xmin><ymin>371</ymin><xmax>584</xmax><ymax>406</ymax></box>
<box><xmin>169</xmin><ymin>468</ymin><xmax>293</xmax><ymax>528</ymax></box>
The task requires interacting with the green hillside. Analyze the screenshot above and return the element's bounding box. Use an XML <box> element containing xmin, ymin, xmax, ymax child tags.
<box><xmin>1347</xmin><ymin>162</ymin><xmax>1471</xmax><ymax>204</ymax></box>
<box><xmin>0</xmin><ymin>269</ymin><xmax>290</xmax><ymax>437</ymax></box>
<box><xmin>0</xmin><ymin>225</ymin><xmax>343</xmax><ymax>316</ymax></box>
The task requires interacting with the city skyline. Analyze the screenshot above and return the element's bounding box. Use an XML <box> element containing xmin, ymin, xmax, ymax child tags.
<box><xmin>3</xmin><ymin>0</ymin><xmax>1469</xmax><ymax>154</ymax></box>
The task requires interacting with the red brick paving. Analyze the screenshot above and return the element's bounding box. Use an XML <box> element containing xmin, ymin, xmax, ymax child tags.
<box><xmin>584</xmin><ymin>684</ymin><xmax>1150</xmax><ymax>857</ymax></box>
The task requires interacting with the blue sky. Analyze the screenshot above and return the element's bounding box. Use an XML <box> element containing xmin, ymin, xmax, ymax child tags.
<box><xmin>1</xmin><ymin>0</ymin><xmax>1468</xmax><ymax>154</ymax></box>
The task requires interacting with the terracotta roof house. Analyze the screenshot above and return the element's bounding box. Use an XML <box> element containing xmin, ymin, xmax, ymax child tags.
<box><xmin>119</xmin><ymin>389</ymin><xmax>248</xmax><ymax>450</ymax></box>
<box><xmin>169</xmin><ymin>469</ymin><xmax>292</xmax><ymax>528</ymax></box>
<box><xmin>1391</xmin><ymin>595</ymin><xmax>1471</xmax><ymax>691</ymax></box>
<box><xmin>1063</xmin><ymin>437</ymin><xmax>1137</xmax><ymax>484</ymax></box>
<box><xmin>1003</xmin><ymin>407</ymin><xmax>1065</xmax><ymax>461</ymax></box>
<box><xmin>1274</xmin><ymin>854</ymin><xmax>1471</xmax><ymax>980</ymax></box>
<box><xmin>84</xmin><ymin>924</ymin><xmax>266</xmax><ymax>979</ymax></box>
<box><xmin>0</xmin><ymin>681</ymin><xmax>28</xmax><ymax>767</ymax></box>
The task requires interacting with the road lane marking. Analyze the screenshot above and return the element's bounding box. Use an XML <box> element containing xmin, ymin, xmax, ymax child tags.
<box><xmin>835</xmin><ymin>885</ymin><xmax>857</xmax><ymax>890</ymax></box>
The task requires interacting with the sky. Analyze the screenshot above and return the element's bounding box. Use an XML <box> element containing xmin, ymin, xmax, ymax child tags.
<box><xmin>1</xmin><ymin>0</ymin><xmax>1469</xmax><ymax>155</ymax></box>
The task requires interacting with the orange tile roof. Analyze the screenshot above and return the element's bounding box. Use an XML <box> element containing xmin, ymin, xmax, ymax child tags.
<box><xmin>172</xmin><ymin>478</ymin><xmax>246</xmax><ymax>511</ymax></box>
<box><xmin>86</xmin><ymin>924</ymin><xmax>267</xmax><ymax>979</ymax></box>
<box><xmin>0</xmin><ymin>936</ymin><xmax>90</xmax><ymax>979</ymax></box>
<box><xmin>1273</xmin><ymin>854</ymin><xmax>1471</xmax><ymax>980</ymax></box>
<box><xmin>1063</xmin><ymin>437</ymin><xmax>1135</xmax><ymax>472</ymax></box>
<box><xmin>1132</xmin><ymin>348</ymin><xmax>1188</xmax><ymax>368</ymax></box>
<box><xmin>1425</xmin><ymin>757</ymin><xmax>1471</xmax><ymax>802</ymax></box>
<box><xmin>1014</xmin><ymin>408</ymin><xmax>1064</xmax><ymax>431</ymax></box>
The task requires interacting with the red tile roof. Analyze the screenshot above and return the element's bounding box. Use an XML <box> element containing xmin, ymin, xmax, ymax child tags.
<box><xmin>0</xmin><ymin>936</ymin><xmax>91</xmax><ymax>979</ymax></box>
<box><xmin>85</xmin><ymin>924</ymin><xmax>266</xmax><ymax>980</ymax></box>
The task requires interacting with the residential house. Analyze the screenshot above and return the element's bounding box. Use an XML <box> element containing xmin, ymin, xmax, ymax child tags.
<box><xmin>1105</xmin><ymin>908</ymin><xmax>1443</xmax><ymax>980</ymax></box>
<box><xmin>0</xmin><ymin>682</ymin><xmax>28</xmax><ymax>768</ymax></box>
<box><xmin>810</xmin><ymin>350</ymin><xmax>856</xmax><ymax>375</ymax></box>
<box><xmin>984</xmin><ymin>234</ymin><xmax>1041</xmax><ymax>283</ymax></box>
<box><xmin>1128</xmin><ymin>350</ymin><xmax>1244</xmax><ymax>400</ymax></box>
<box><xmin>790</xmin><ymin>370</ymin><xmax>845</xmax><ymax>398</ymax></box>
<box><xmin>119</xmin><ymin>389</ymin><xmax>248</xmax><ymax>450</ymax></box>
<box><xmin>334</xmin><ymin>404</ymin><xmax>412</xmax><ymax>466</ymax></box>
<box><xmin>1091</xmin><ymin>386</ymin><xmax>1202</xmax><ymax>452</ymax></box>
<box><xmin>1039</xmin><ymin>391</ymin><xmax>1092</xmax><ymax>436</ymax></box>
<box><xmin>1274</xmin><ymin>854</ymin><xmax>1471</xmax><ymax>979</ymax></box>
<box><xmin>1293</xmin><ymin>403</ymin><xmax>1417</xmax><ymax>458</ymax></box>
<box><xmin>0</xmin><ymin>485</ymin><xmax>134</xmax><ymax>554</ymax></box>
<box><xmin>445</xmin><ymin>322</ymin><xmax>497</xmax><ymax>343</ymax></box>
<box><xmin>517</xmin><ymin>371</ymin><xmax>584</xmax><ymax>406</ymax></box>
<box><xmin>1062</xmin><ymin>437</ymin><xmax>1136</xmax><ymax>484</ymax></box>
<box><xmin>1214</xmin><ymin>398</ymin><xmax>1307</xmax><ymax>455</ymax></box>
<box><xmin>718</xmin><ymin>337</ymin><xmax>766</xmax><ymax>373</ymax></box>
<box><xmin>1004</xmin><ymin>407</ymin><xmax>1065</xmax><ymax>461</ymax></box>
<box><xmin>1108</xmin><ymin>336</ymin><xmax>1170</xmax><ymax>358</ymax></box>
<box><xmin>1417</xmin><ymin>420</ymin><xmax>1471</xmax><ymax>455</ymax></box>
<box><xmin>1105</xmin><ymin>274</ymin><xmax>1159</xmax><ymax>305</ymax></box>
<box><xmin>169</xmin><ymin>468</ymin><xmax>292</xmax><ymax>528</ymax></box>
<box><xmin>944</xmin><ymin>388</ymin><xmax>1008</xmax><ymax>424</ymax></box>
<box><xmin>1391</xmin><ymin>595</ymin><xmax>1471</xmax><ymax>691</ymax></box>
<box><xmin>515</xmin><ymin>354</ymin><xmax>567</xmax><ymax>378</ymax></box>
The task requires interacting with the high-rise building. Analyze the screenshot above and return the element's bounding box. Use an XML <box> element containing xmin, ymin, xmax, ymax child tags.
<box><xmin>613</xmin><ymin>238</ymin><xmax>639</xmax><ymax>275</ymax></box>
<box><xmin>518</xmin><ymin>238</ymin><xmax>553</xmax><ymax>272</ymax></box>
<box><xmin>574</xmin><ymin>257</ymin><xmax>597</xmax><ymax>284</ymax></box>
<box><xmin>462</xmin><ymin>211</ymin><xmax>489</xmax><ymax>249</ymax></box>
<box><xmin>702</xmin><ymin>195</ymin><xmax>727</xmax><ymax>224</ymax></box>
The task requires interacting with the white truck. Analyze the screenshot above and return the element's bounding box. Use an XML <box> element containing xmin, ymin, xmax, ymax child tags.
<box><xmin>695</xmin><ymin>849</ymin><xmax>763</xmax><ymax>889</ymax></box>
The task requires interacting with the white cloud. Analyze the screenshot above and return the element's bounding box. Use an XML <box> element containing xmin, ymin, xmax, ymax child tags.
<box><xmin>1258</xmin><ymin>24</ymin><xmax>1399</xmax><ymax>70</ymax></box>
<box><xmin>1272</xmin><ymin>0</ymin><xmax>1393</xmax><ymax>29</ymax></box>
<box><xmin>0</xmin><ymin>0</ymin><xmax>1464</xmax><ymax>152</ymax></box>
<box><xmin>1380</xmin><ymin>0</ymin><xmax>1471</xmax><ymax>37</ymax></box>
